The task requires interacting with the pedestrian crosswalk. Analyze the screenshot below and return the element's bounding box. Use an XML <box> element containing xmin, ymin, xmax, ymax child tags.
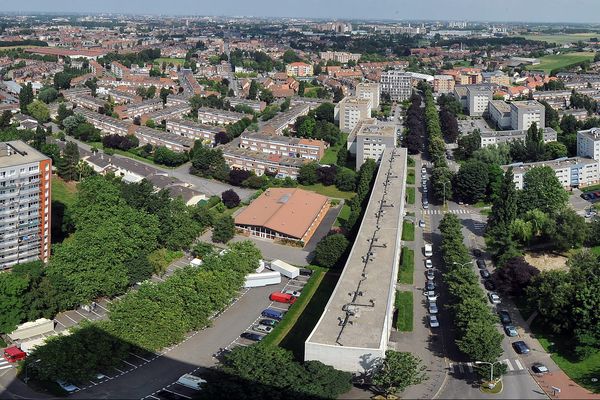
<box><xmin>449</xmin><ymin>358</ymin><xmax>525</xmax><ymax>377</ymax></box>
<box><xmin>0</xmin><ymin>359</ymin><xmax>13</xmax><ymax>370</ymax></box>
<box><xmin>423</xmin><ymin>209</ymin><xmax>471</xmax><ymax>215</ymax></box>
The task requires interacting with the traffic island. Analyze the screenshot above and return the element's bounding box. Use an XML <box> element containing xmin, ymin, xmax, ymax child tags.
<box><xmin>480</xmin><ymin>380</ymin><xmax>503</xmax><ymax>394</ymax></box>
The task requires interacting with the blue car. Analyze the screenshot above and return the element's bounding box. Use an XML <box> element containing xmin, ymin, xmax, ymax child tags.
<box><xmin>261</xmin><ymin>308</ymin><xmax>284</xmax><ymax>320</ymax></box>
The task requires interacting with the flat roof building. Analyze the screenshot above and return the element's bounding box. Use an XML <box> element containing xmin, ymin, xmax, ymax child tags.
<box><xmin>355</xmin><ymin>82</ymin><xmax>381</xmax><ymax>110</ymax></box>
<box><xmin>380</xmin><ymin>69</ymin><xmax>412</xmax><ymax>101</ymax></box>
<box><xmin>466</xmin><ymin>85</ymin><xmax>493</xmax><ymax>116</ymax></box>
<box><xmin>481</xmin><ymin>127</ymin><xmax>557</xmax><ymax>148</ymax></box>
<box><xmin>347</xmin><ymin>118</ymin><xmax>397</xmax><ymax>170</ymax></box>
<box><xmin>262</xmin><ymin>104</ymin><xmax>310</xmax><ymax>136</ymax></box>
<box><xmin>240</xmin><ymin>132</ymin><xmax>326</xmax><ymax>160</ymax></box>
<box><xmin>488</xmin><ymin>100</ymin><xmax>512</xmax><ymax>130</ymax></box>
<box><xmin>577</xmin><ymin>127</ymin><xmax>600</xmax><ymax>161</ymax></box>
<box><xmin>166</xmin><ymin>118</ymin><xmax>222</xmax><ymax>145</ymax></box>
<box><xmin>197</xmin><ymin>107</ymin><xmax>245</xmax><ymax>125</ymax></box>
<box><xmin>222</xmin><ymin>145</ymin><xmax>307</xmax><ymax>179</ymax></box>
<box><xmin>510</xmin><ymin>100</ymin><xmax>545</xmax><ymax>131</ymax></box>
<box><xmin>235</xmin><ymin>187</ymin><xmax>329</xmax><ymax>245</ymax></box>
<box><xmin>506</xmin><ymin>157</ymin><xmax>600</xmax><ymax>190</ymax></box>
<box><xmin>74</xmin><ymin>108</ymin><xmax>134</xmax><ymax>136</ymax></box>
<box><xmin>133</xmin><ymin>126</ymin><xmax>195</xmax><ymax>153</ymax></box>
<box><xmin>305</xmin><ymin>148</ymin><xmax>407</xmax><ymax>372</ymax></box>
<box><xmin>334</xmin><ymin>96</ymin><xmax>372</xmax><ymax>133</ymax></box>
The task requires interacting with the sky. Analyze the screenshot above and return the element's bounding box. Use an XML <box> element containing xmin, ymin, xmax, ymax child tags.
<box><xmin>2</xmin><ymin>0</ymin><xmax>600</xmax><ymax>23</ymax></box>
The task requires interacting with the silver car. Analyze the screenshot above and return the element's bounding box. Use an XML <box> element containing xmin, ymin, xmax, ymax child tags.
<box><xmin>253</xmin><ymin>324</ymin><xmax>273</xmax><ymax>334</ymax></box>
<box><xmin>429</xmin><ymin>302</ymin><xmax>438</xmax><ymax>314</ymax></box>
<box><xmin>429</xmin><ymin>315</ymin><xmax>440</xmax><ymax>328</ymax></box>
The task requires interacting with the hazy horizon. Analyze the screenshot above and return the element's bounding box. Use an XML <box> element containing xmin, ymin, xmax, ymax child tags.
<box><xmin>2</xmin><ymin>0</ymin><xmax>600</xmax><ymax>24</ymax></box>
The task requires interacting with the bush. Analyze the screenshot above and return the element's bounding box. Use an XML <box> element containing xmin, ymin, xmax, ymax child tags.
<box><xmin>221</xmin><ymin>189</ymin><xmax>241</xmax><ymax>209</ymax></box>
<box><xmin>212</xmin><ymin>215</ymin><xmax>235</xmax><ymax>243</ymax></box>
<box><xmin>313</xmin><ymin>233</ymin><xmax>349</xmax><ymax>268</ymax></box>
<box><xmin>335</xmin><ymin>168</ymin><xmax>356</xmax><ymax>192</ymax></box>
<box><xmin>192</xmin><ymin>242</ymin><xmax>214</xmax><ymax>258</ymax></box>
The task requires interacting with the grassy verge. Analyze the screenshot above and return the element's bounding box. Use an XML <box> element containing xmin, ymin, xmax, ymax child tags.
<box><xmin>51</xmin><ymin>176</ymin><xmax>78</xmax><ymax>207</ymax></box>
<box><xmin>398</xmin><ymin>247</ymin><xmax>414</xmax><ymax>284</ymax></box>
<box><xmin>402</xmin><ymin>221</ymin><xmax>415</xmax><ymax>241</ymax></box>
<box><xmin>407</xmin><ymin>156</ymin><xmax>415</xmax><ymax>167</ymax></box>
<box><xmin>407</xmin><ymin>168</ymin><xmax>415</xmax><ymax>185</ymax></box>
<box><xmin>277</xmin><ymin>270</ymin><xmax>341</xmax><ymax>360</ymax></box>
<box><xmin>407</xmin><ymin>187</ymin><xmax>415</xmax><ymax>205</ymax></box>
<box><xmin>334</xmin><ymin>204</ymin><xmax>351</xmax><ymax>227</ymax></box>
<box><xmin>394</xmin><ymin>291</ymin><xmax>413</xmax><ymax>332</ymax></box>
<box><xmin>299</xmin><ymin>183</ymin><xmax>355</xmax><ymax>200</ymax></box>
<box><xmin>582</xmin><ymin>184</ymin><xmax>600</xmax><ymax>193</ymax></box>
<box><xmin>531</xmin><ymin>317</ymin><xmax>600</xmax><ymax>393</ymax></box>
<box><xmin>320</xmin><ymin>132</ymin><xmax>348</xmax><ymax>165</ymax></box>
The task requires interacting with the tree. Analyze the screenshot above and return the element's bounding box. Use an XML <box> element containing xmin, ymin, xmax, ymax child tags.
<box><xmin>544</xmin><ymin>141</ymin><xmax>568</xmax><ymax>160</ymax></box>
<box><xmin>295</xmin><ymin>115</ymin><xmax>316</xmax><ymax>138</ymax></box>
<box><xmin>38</xmin><ymin>87</ymin><xmax>59</xmax><ymax>104</ymax></box>
<box><xmin>189</xmin><ymin>142</ymin><xmax>229</xmax><ymax>181</ymax></box>
<box><xmin>298</xmin><ymin>81</ymin><xmax>306</xmax><ymax>97</ymax></box>
<box><xmin>248</xmin><ymin>80</ymin><xmax>258</xmax><ymax>100</ymax></box>
<box><xmin>333</xmin><ymin>87</ymin><xmax>344</xmax><ymax>103</ymax></box>
<box><xmin>26</xmin><ymin>100</ymin><xmax>50</xmax><ymax>122</ymax></box>
<box><xmin>371</xmin><ymin>351</ymin><xmax>427</xmax><ymax>397</ymax></box>
<box><xmin>524</xmin><ymin>122</ymin><xmax>545</xmax><ymax>162</ymax></box>
<box><xmin>297</xmin><ymin>161</ymin><xmax>319</xmax><ymax>185</ymax></box>
<box><xmin>57</xmin><ymin>141</ymin><xmax>80</xmax><ymax>181</ymax></box>
<box><xmin>492</xmin><ymin>256</ymin><xmax>539</xmax><ymax>295</ymax></box>
<box><xmin>314</xmin><ymin>233</ymin><xmax>349</xmax><ymax>268</ymax></box>
<box><xmin>519</xmin><ymin>166</ymin><xmax>568</xmax><ymax>215</ymax></box>
<box><xmin>316</xmin><ymin>165</ymin><xmax>337</xmax><ymax>186</ymax></box>
<box><xmin>314</xmin><ymin>103</ymin><xmax>335</xmax><ymax>123</ymax></box>
<box><xmin>541</xmin><ymin>100</ymin><xmax>559</xmax><ymax>128</ymax></box>
<box><xmin>0</xmin><ymin>110</ymin><xmax>11</xmax><ymax>129</ymax></box>
<box><xmin>159</xmin><ymin>87</ymin><xmax>171</xmax><ymax>104</ymax></box>
<box><xmin>455</xmin><ymin>130</ymin><xmax>481</xmax><ymax>160</ymax></box>
<box><xmin>192</xmin><ymin>242</ymin><xmax>214</xmax><ymax>259</ymax></box>
<box><xmin>431</xmin><ymin>166</ymin><xmax>454</xmax><ymax>203</ymax></box>
<box><xmin>56</xmin><ymin>103</ymin><xmax>73</xmax><ymax>126</ymax></box>
<box><xmin>456</xmin><ymin>320</ymin><xmax>504</xmax><ymax>363</ymax></box>
<box><xmin>0</xmin><ymin>272</ymin><xmax>29</xmax><ymax>333</ymax></box>
<box><xmin>221</xmin><ymin>189</ymin><xmax>240</xmax><ymax>209</ymax></box>
<box><xmin>212</xmin><ymin>215</ymin><xmax>235</xmax><ymax>243</ymax></box>
<box><xmin>19</xmin><ymin>82</ymin><xmax>34</xmax><ymax>113</ymax></box>
<box><xmin>545</xmin><ymin>208</ymin><xmax>588</xmax><ymax>251</ymax></box>
<box><xmin>453</xmin><ymin>161</ymin><xmax>489</xmax><ymax>204</ymax></box>
<box><xmin>488</xmin><ymin>167</ymin><xmax>518</xmax><ymax>230</ymax></box>
<box><xmin>335</xmin><ymin>168</ymin><xmax>356</xmax><ymax>192</ymax></box>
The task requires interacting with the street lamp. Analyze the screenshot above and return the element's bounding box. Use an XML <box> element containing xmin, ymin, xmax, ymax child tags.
<box><xmin>441</xmin><ymin>180</ymin><xmax>450</xmax><ymax>207</ymax></box>
<box><xmin>24</xmin><ymin>359</ymin><xmax>41</xmax><ymax>384</ymax></box>
<box><xmin>475</xmin><ymin>360</ymin><xmax>504</xmax><ymax>385</ymax></box>
<box><xmin>453</xmin><ymin>261</ymin><xmax>473</xmax><ymax>268</ymax></box>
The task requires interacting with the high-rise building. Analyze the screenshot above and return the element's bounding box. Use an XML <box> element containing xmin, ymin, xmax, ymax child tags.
<box><xmin>355</xmin><ymin>82</ymin><xmax>381</xmax><ymax>110</ymax></box>
<box><xmin>0</xmin><ymin>141</ymin><xmax>51</xmax><ymax>270</ymax></box>
<box><xmin>347</xmin><ymin>118</ymin><xmax>397</xmax><ymax>170</ymax></box>
<box><xmin>509</xmin><ymin>100</ymin><xmax>545</xmax><ymax>131</ymax></box>
<box><xmin>577</xmin><ymin>127</ymin><xmax>600</xmax><ymax>161</ymax></box>
<box><xmin>334</xmin><ymin>96</ymin><xmax>372</xmax><ymax>133</ymax></box>
<box><xmin>380</xmin><ymin>69</ymin><xmax>412</xmax><ymax>101</ymax></box>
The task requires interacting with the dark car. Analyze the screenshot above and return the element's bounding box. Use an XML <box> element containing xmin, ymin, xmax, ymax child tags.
<box><xmin>484</xmin><ymin>279</ymin><xmax>497</xmax><ymax>291</ymax></box>
<box><xmin>259</xmin><ymin>319</ymin><xmax>278</xmax><ymax>327</ymax></box>
<box><xmin>480</xmin><ymin>269</ymin><xmax>491</xmax><ymax>279</ymax></box>
<box><xmin>476</xmin><ymin>259</ymin><xmax>487</xmax><ymax>269</ymax></box>
<box><xmin>241</xmin><ymin>332</ymin><xmax>264</xmax><ymax>342</ymax></box>
<box><xmin>425</xmin><ymin>281</ymin><xmax>436</xmax><ymax>291</ymax></box>
<box><xmin>512</xmin><ymin>341</ymin><xmax>530</xmax><ymax>354</ymax></box>
<box><xmin>582</xmin><ymin>193</ymin><xmax>591</xmax><ymax>200</ymax></box>
<box><xmin>498</xmin><ymin>310</ymin><xmax>512</xmax><ymax>325</ymax></box>
<box><xmin>299</xmin><ymin>268</ymin><xmax>313</xmax><ymax>277</ymax></box>
<box><xmin>589</xmin><ymin>193</ymin><xmax>597</xmax><ymax>200</ymax></box>
<box><xmin>473</xmin><ymin>249</ymin><xmax>483</xmax><ymax>258</ymax></box>
<box><xmin>532</xmin><ymin>363</ymin><xmax>549</xmax><ymax>374</ymax></box>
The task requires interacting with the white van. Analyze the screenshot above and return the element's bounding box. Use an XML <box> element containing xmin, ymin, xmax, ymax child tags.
<box><xmin>424</xmin><ymin>244</ymin><xmax>433</xmax><ymax>257</ymax></box>
<box><xmin>177</xmin><ymin>374</ymin><xmax>207</xmax><ymax>390</ymax></box>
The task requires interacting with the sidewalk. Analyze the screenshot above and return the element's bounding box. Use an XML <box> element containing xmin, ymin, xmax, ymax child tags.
<box><xmin>534</xmin><ymin>371</ymin><xmax>600</xmax><ymax>399</ymax></box>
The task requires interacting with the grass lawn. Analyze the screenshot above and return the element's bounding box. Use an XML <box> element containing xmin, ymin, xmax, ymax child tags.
<box><xmin>590</xmin><ymin>246</ymin><xmax>600</xmax><ymax>255</ymax></box>
<box><xmin>334</xmin><ymin>203</ymin><xmax>351</xmax><ymax>227</ymax></box>
<box><xmin>398</xmin><ymin>247</ymin><xmax>414</xmax><ymax>284</ymax></box>
<box><xmin>320</xmin><ymin>132</ymin><xmax>348</xmax><ymax>165</ymax></box>
<box><xmin>402</xmin><ymin>221</ymin><xmax>415</xmax><ymax>241</ymax></box>
<box><xmin>407</xmin><ymin>187</ymin><xmax>415</xmax><ymax>205</ymax></box>
<box><xmin>526</xmin><ymin>52</ymin><xmax>595</xmax><ymax>74</ymax></box>
<box><xmin>531</xmin><ymin>317</ymin><xmax>600</xmax><ymax>393</ymax></box>
<box><xmin>394</xmin><ymin>291</ymin><xmax>413</xmax><ymax>332</ymax></box>
<box><xmin>299</xmin><ymin>183</ymin><xmax>355</xmax><ymax>200</ymax></box>
<box><xmin>277</xmin><ymin>269</ymin><xmax>341</xmax><ymax>360</ymax></box>
<box><xmin>407</xmin><ymin>168</ymin><xmax>415</xmax><ymax>185</ymax></box>
<box><xmin>520</xmin><ymin>33</ymin><xmax>599</xmax><ymax>45</ymax></box>
<box><xmin>407</xmin><ymin>156</ymin><xmax>415</xmax><ymax>167</ymax></box>
<box><xmin>51</xmin><ymin>176</ymin><xmax>78</xmax><ymax>207</ymax></box>
<box><xmin>154</xmin><ymin>57</ymin><xmax>186</xmax><ymax>65</ymax></box>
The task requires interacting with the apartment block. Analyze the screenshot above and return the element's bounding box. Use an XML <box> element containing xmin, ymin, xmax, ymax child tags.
<box><xmin>115</xmin><ymin>99</ymin><xmax>163</xmax><ymax>120</ymax></box>
<box><xmin>507</xmin><ymin>157</ymin><xmax>600</xmax><ymax>190</ymax></box>
<box><xmin>111</xmin><ymin>61</ymin><xmax>130</xmax><ymax>79</ymax></box>
<box><xmin>577</xmin><ymin>127</ymin><xmax>600</xmax><ymax>161</ymax></box>
<box><xmin>239</xmin><ymin>132</ymin><xmax>326</xmax><ymax>160</ymax></box>
<box><xmin>165</xmin><ymin>95</ymin><xmax>191</xmax><ymax>107</ymax></box>
<box><xmin>262</xmin><ymin>104</ymin><xmax>310</xmax><ymax>136</ymax></box>
<box><xmin>197</xmin><ymin>107</ymin><xmax>245</xmax><ymax>125</ymax></box>
<box><xmin>178</xmin><ymin>69</ymin><xmax>203</xmax><ymax>95</ymax></box>
<box><xmin>433</xmin><ymin>75</ymin><xmax>455</xmax><ymax>94</ymax></box>
<box><xmin>0</xmin><ymin>141</ymin><xmax>51</xmax><ymax>269</ymax></box>
<box><xmin>74</xmin><ymin>108</ymin><xmax>134</xmax><ymax>136</ymax></box>
<box><xmin>466</xmin><ymin>85</ymin><xmax>493</xmax><ymax>116</ymax></box>
<box><xmin>140</xmin><ymin>104</ymin><xmax>192</xmax><ymax>125</ymax></box>
<box><xmin>488</xmin><ymin>100</ymin><xmax>512</xmax><ymax>129</ymax></box>
<box><xmin>285</xmin><ymin>62</ymin><xmax>314</xmax><ymax>77</ymax></box>
<box><xmin>104</xmin><ymin>89</ymin><xmax>141</xmax><ymax>104</ymax></box>
<box><xmin>334</xmin><ymin>96</ymin><xmax>372</xmax><ymax>133</ymax></box>
<box><xmin>133</xmin><ymin>126</ymin><xmax>195</xmax><ymax>153</ymax></box>
<box><xmin>227</xmin><ymin>97</ymin><xmax>267</xmax><ymax>112</ymax></box>
<box><xmin>510</xmin><ymin>100</ymin><xmax>545</xmax><ymax>131</ymax></box>
<box><xmin>347</xmin><ymin>118</ymin><xmax>396</xmax><ymax>169</ymax></box>
<box><xmin>380</xmin><ymin>69</ymin><xmax>412</xmax><ymax>101</ymax></box>
<box><xmin>166</xmin><ymin>119</ymin><xmax>222</xmax><ymax>145</ymax></box>
<box><xmin>319</xmin><ymin>51</ymin><xmax>361</xmax><ymax>64</ymax></box>
<box><xmin>222</xmin><ymin>145</ymin><xmax>307</xmax><ymax>179</ymax></box>
<box><xmin>355</xmin><ymin>82</ymin><xmax>381</xmax><ymax>109</ymax></box>
<box><xmin>480</xmin><ymin>127</ymin><xmax>557</xmax><ymax>148</ymax></box>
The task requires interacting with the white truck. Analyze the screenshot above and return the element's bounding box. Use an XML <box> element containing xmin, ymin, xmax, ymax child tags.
<box><xmin>269</xmin><ymin>259</ymin><xmax>300</xmax><ymax>279</ymax></box>
<box><xmin>8</xmin><ymin>318</ymin><xmax>54</xmax><ymax>341</ymax></box>
<box><xmin>424</xmin><ymin>243</ymin><xmax>433</xmax><ymax>257</ymax></box>
<box><xmin>244</xmin><ymin>271</ymin><xmax>282</xmax><ymax>288</ymax></box>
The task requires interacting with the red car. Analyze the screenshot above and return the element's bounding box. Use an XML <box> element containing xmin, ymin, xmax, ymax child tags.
<box><xmin>269</xmin><ymin>292</ymin><xmax>297</xmax><ymax>304</ymax></box>
<box><xmin>3</xmin><ymin>346</ymin><xmax>26</xmax><ymax>363</ymax></box>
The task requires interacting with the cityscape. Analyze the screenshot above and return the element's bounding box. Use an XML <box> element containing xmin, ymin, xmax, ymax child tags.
<box><xmin>1</xmin><ymin>1</ymin><xmax>600</xmax><ymax>399</ymax></box>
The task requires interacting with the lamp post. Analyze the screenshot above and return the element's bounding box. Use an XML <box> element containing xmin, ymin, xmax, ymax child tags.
<box><xmin>24</xmin><ymin>359</ymin><xmax>41</xmax><ymax>384</ymax></box>
<box><xmin>441</xmin><ymin>180</ymin><xmax>450</xmax><ymax>207</ymax></box>
<box><xmin>453</xmin><ymin>261</ymin><xmax>473</xmax><ymax>269</ymax></box>
<box><xmin>475</xmin><ymin>360</ymin><xmax>504</xmax><ymax>386</ymax></box>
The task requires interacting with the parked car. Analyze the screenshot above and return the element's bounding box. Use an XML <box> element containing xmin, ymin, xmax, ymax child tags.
<box><xmin>56</xmin><ymin>380</ymin><xmax>79</xmax><ymax>393</ymax></box>
<box><xmin>177</xmin><ymin>374</ymin><xmax>207</xmax><ymax>390</ymax></box>
<box><xmin>3</xmin><ymin>347</ymin><xmax>26</xmax><ymax>363</ymax></box>
<box><xmin>512</xmin><ymin>340</ymin><xmax>530</xmax><ymax>354</ymax></box>
<box><xmin>476</xmin><ymin>259</ymin><xmax>487</xmax><ymax>269</ymax></box>
<box><xmin>429</xmin><ymin>302</ymin><xmax>438</xmax><ymax>314</ymax></box>
<box><xmin>532</xmin><ymin>363</ymin><xmax>549</xmax><ymax>374</ymax></box>
<box><xmin>473</xmin><ymin>249</ymin><xmax>482</xmax><ymax>258</ymax></box>
<box><xmin>488</xmin><ymin>292</ymin><xmax>501</xmax><ymax>304</ymax></box>
<box><xmin>253</xmin><ymin>324</ymin><xmax>273</xmax><ymax>334</ymax></box>
<box><xmin>582</xmin><ymin>193</ymin><xmax>591</xmax><ymax>200</ymax></box>
<box><xmin>269</xmin><ymin>292</ymin><xmax>297</xmax><ymax>304</ymax></box>
<box><xmin>421</xmin><ymin>167</ymin><xmax>427</xmax><ymax>174</ymax></box>
<box><xmin>480</xmin><ymin>269</ymin><xmax>491</xmax><ymax>279</ymax></box>
<box><xmin>299</xmin><ymin>268</ymin><xmax>313</xmax><ymax>276</ymax></box>
<box><xmin>259</xmin><ymin>319</ymin><xmax>278</xmax><ymax>327</ymax></box>
<box><xmin>425</xmin><ymin>259</ymin><xmax>433</xmax><ymax>269</ymax></box>
<box><xmin>261</xmin><ymin>309</ymin><xmax>284</xmax><ymax>320</ymax></box>
<box><xmin>423</xmin><ymin>186</ymin><xmax>428</xmax><ymax>193</ymax></box>
<box><xmin>426</xmin><ymin>269</ymin><xmax>435</xmax><ymax>280</ymax></box>
<box><xmin>94</xmin><ymin>373</ymin><xmax>107</xmax><ymax>380</ymax></box>
<box><xmin>484</xmin><ymin>279</ymin><xmax>497</xmax><ymax>291</ymax></box>
<box><xmin>425</xmin><ymin>281</ymin><xmax>435</xmax><ymax>291</ymax></box>
<box><xmin>282</xmin><ymin>289</ymin><xmax>301</xmax><ymax>297</ymax></box>
<box><xmin>241</xmin><ymin>332</ymin><xmax>264</xmax><ymax>342</ymax></box>
<box><xmin>423</xmin><ymin>290</ymin><xmax>438</xmax><ymax>302</ymax></box>
<box><xmin>429</xmin><ymin>315</ymin><xmax>440</xmax><ymax>328</ymax></box>
<box><xmin>504</xmin><ymin>325</ymin><xmax>518</xmax><ymax>337</ymax></box>
<box><xmin>419</xmin><ymin>219</ymin><xmax>426</xmax><ymax>228</ymax></box>
<box><xmin>498</xmin><ymin>310</ymin><xmax>512</xmax><ymax>325</ymax></box>
<box><xmin>422</xmin><ymin>202</ymin><xmax>429</xmax><ymax>210</ymax></box>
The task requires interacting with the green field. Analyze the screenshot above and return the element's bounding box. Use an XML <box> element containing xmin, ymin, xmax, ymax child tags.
<box><xmin>402</xmin><ymin>221</ymin><xmax>415</xmax><ymax>241</ymax></box>
<box><xmin>398</xmin><ymin>247</ymin><xmax>414</xmax><ymax>285</ymax></box>
<box><xmin>527</xmin><ymin>52</ymin><xmax>595</xmax><ymax>74</ymax></box>
<box><xmin>395</xmin><ymin>291</ymin><xmax>413</xmax><ymax>332</ymax></box>
<box><xmin>407</xmin><ymin>187</ymin><xmax>415</xmax><ymax>205</ymax></box>
<box><xmin>153</xmin><ymin>57</ymin><xmax>186</xmax><ymax>65</ymax></box>
<box><xmin>520</xmin><ymin>33</ymin><xmax>599</xmax><ymax>45</ymax></box>
<box><xmin>299</xmin><ymin>183</ymin><xmax>355</xmax><ymax>200</ymax></box>
<box><xmin>52</xmin><ymin>176</ymin><xmax>78</xmax><ymax>207</ymax></box>
<box><xmin>333</xmin><ymin>204</ymin><xmax>351</xmax><ymax>227</ymax></box>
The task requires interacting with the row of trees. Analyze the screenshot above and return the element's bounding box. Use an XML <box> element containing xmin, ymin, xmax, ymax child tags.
<box><xmin>439</xmin><ymin>214</ymin><xmax>505</xmax><ymax>379</ymax></box>
<box><xmin>402</xmin><ymin>94</ymin><xmax>425</xmax><ymax>154</ymax></box>
<box><xmin>24</xmin><ymin>241</ymin><xmax>261</xmax><ymax>382</ymax></box>
<box><xmin>297</xmin><ymin>162</ymin><xmax>357</xmax><ymax>192</ymax></box>
<box><xmin>437</xmin><ymin>94</ymin><xmax>461</xmax><ymax>143</ymax></box>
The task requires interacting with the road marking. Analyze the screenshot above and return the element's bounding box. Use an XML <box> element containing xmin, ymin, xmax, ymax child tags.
<box><xmin>269</xmin><ymin>305</ymin><xmax>288</xmax><ymax>311</ymax></box>
<box><xmin>0</xmin><ymin>365</ymin><xmax>13</xmax><ymax>370</ymax></box>
<box><xmin>466</xmin><ymin>362</ymin><xmax>473</xmax><ymax>372</ymax></box>
<box><xmin>54</xmin><ymin>318</ymin><xmax>66</xmax><ymax>328</ymax></box>
<box><xmin>146</xmin><ymin>396</ymin><xmax>160</xmax><ymax>400</ymax></box>
<box><xmin>514</xmin><ymin>359</ymin><xmax>524</xmax><ymax>370</ymax></box>
<box><xmin>75</xmin><ymin>309</ymin><xmax>93</xmax><ymax>320</ymax></box>
<box><xmin>63</xmin><ymin>313</ymin><xmax>78</xmax><ymax>324</ymax></box>
<box><xmin>113</xmin><ymin>366</ymin><xmax>125</xmax><ymax>374</ymax></box>
<box><xmin>504</xmin><ymin>359</ymin><xmax>514</xmax><ymax>371</ymax></box>
<box><xmin>163</xmin><ymin>388</ymin><xmax>191</xmax><ymax>399</ymax></box>
<box><xmin>129</xmin><ymin>352</ymin><xmax>150</xmax><ymax>362</ymax></box>
<box><xmin>122</xmin><ymin>359</ymin><xmax>137</xmax><ymax>368</ymax></box>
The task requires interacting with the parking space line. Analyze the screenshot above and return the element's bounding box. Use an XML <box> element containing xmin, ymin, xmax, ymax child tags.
<box><xmin>75</xmin><ymin>309</ymin><xmax>93</xmax><ymax>320</ymax></box>
<box><xmin>63</xmin><ymin>313</ymin><xmax>78</xmax><ymax>324</ymax></box>
<box><xmin>54</xmin><ymin>318</ymin><xmax>66</xmax><ymax>328</ymax></box>
<box><xmin>122</xmin><ymin>360</ymin><xmax>137</xmax><ymax>368</ymax></box>
<box><xmin>95</xmin><ymin>302</ymin><xmax>109</xmax><ymax>312</ymax></box>
<box><xmin>146</xmin><ymin>396</ymin><xmax>160</xmax><ymax>400</ymax></box>
<box><xmin>89</xmin><ymin>380</ymin><xmax>97</xmax><ymax>386</ymax></box>
<box><xmin>113</xmin><ymin>367</ymin><xmax>125</xmax><ymax>374</ymax></box>
<box><xmin>269</xmin><ymin>305</ymin><xmax>288</xmax><ymax>311</ymax></box>
<box><xmin>163</xmin><ymin>389</ymin><xmax>191</xmax><ymax>399</ymax></box>
<box><xmin>129</xmin><ymin>352</ymin><xmax>150</xmax><ymax>362</ymax></box>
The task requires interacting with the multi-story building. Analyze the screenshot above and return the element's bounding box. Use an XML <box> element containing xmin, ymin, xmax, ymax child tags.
<box><xmin>433</xmin><ymin>75</ymin><xmax>456</xmax><ymax>94</ymax></box>
<box><xmin>68</xmin><ymin>94</ymin><xmax>107</xmax><ymax>113</ymax></box>
<box><xmin>262</xmin><ymin>104</ymin><xmax>310</xmax><ymax>136</ymax></box>
<box><xmin>380</xmin><ymin>69</ymin><xmax>412</xmax><ymax>101</ymax></box>
<box><xmin>111</xmin><ymin>61</ymin><xmax>130</xmax><ymax>79</ymax></box>
<box><xmin>347</xmin><ymin>118</ymin><xmax>396</xmax><ymax>169</ymax></box>
<box><xmin>115</xmin><ymin>99</ymin><xmax>163</xmax><ymax>120</ymax></box>
<box><xmin>74</xmin><ymin>108</ymin><xmax>134</xmax><ymax>136</ymax></box>
<box><xmin>196</xmin><ymin>107</ymin><xmax>245</xmax><ymax>125</ymax></box>
<box><xmin>355</xmin><ymin>82</ymin><xmax>381</xmax><ymax>110</ymax></box>
<box><xmin>104</xmin><ymin>89</ymin><xmax>141</xmax><ymax>105</ymax></box>
<box><xmin>480</xmin><ymin>127</ymin><xmax>557</xmax><ymax>148</ymax></box>
<box><xmin>510</xmin><ymin>100</ymin><xmax>545</xmax><ymax>131</ymax></box>
<box><xmin>0</xmin><ymin>141</ymin><xmax>51</xmax><ymax>269</ymax></box>
<box><xmin>466</xmin><ymin>85</ymin><xmax>493</xmax><ymax>116</ymax></box>
<box><xmin>334</xmin><ymin>96</ymin><xmax>372</xmax><ymax>133</ymax></box>
<box><xmin>482</xmin><ymin>71</ymin><xmax>511</xmax><ymax>86</ymax></box>
<box><xmin>166</xmin><ymin>119</ymin><xmax>222</xmax><ymax>145</ymax></box>
<box><xmin>319</xmin><ymin>51</ymin><xmax>361</xmax><ymax>64</ymax></box>
<box><xmin>178</xmin><ymin>69</ymin><xmax>203</xmax><ymax>95</ymax></box>
<box><xmin>222</xmin><ymin>145</ymin><xmax>307</xmax><ymax>179</ymax></box>
<box><xmin>240</xmin><ymin>132</ymin><xmax>326</xmax><ymax>160</ymax></box>
<box><xmin>140</xmin><ymin>104</ymin><xmax>192</xmax><ymax>125</ymax></box>
<box><xmin>488</xmin><ymin>100</ymin><xmax>512</xmax><ymax>129</ymax></box>
<box><xmin>577</xmin><ymin>127</ymin><xmax>600</xmax><ymax>161</ymax></box>
<box><xmin>285</xmin><ymin>62</ymin><xmax>314</xmax><ymax>77</ymax></box>
<box><xmin>133</xmin><ymin>126</ymin><xmax>195</xmax><ymax>153</ymax></box>
<box><xmin>507</xmin><ymin>157</ymin><xmax>600</xmax><ymax>190</ymax></box>
<box><xmin>227</xmin><ymin>98</ymin><xmax>266</xmax><ymax>112</ymax></box>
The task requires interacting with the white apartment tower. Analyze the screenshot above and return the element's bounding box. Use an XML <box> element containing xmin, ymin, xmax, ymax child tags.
<box><xmin>334</xmin><ymin>97</ymin><xmax>372</xmax><ymax>133</ymax></box>
<box><xmin>380</xmin><ymin>69</ymin><xmax>412</xmax><ymax>101</ymax></box>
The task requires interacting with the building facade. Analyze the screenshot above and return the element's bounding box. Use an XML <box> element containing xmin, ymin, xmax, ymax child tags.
<box><xmin>347</xmin><ymin>118</ymin><xmax>397</xmax><ymax>170</ymax></box>
<box><xmin>285</xmin><ymin>62</ymin><xmax>314</xmax><ymax>77</ymax></box>
<box><xmin>380</xmin><ymin>69</ymin><xmax>412</xmax><ymax>101</ymax></box>
<box><xmin>0</xmin><ymin>141</ymin><xmax>51</xmax><ymax>269</ymax></box>
<box><xmin>510</xmin><ymin>100</ymin><xmax>545</xmax><ymax>131</ymax></box>
<box><xmin>166</xmin><ymin>119</ymin><xmax>221</xmax><ymax>145</ymax></box>
<box><xmin>466</xmin><ymin>85</ymin><xmax>493</xmax><ymax>116</ymax></box>
<box><xmin>355</xmin><ymin>82</ymin><xmax>381</xmax><ymax>110</ymax></box>
<box><xmin>577</xmin><ymin>127</ymin><xmax>600</xmax><ymax>160</ymax></box>
<box><xmin>334</xmin><ymin>96</ymin><xmax>372</xmax><ymax>133</ymax></box>
<box><xmin>507</xmin><ymin>157</ymin><xmax>600</xmax><ymax>190</ymax></box>
<box><xmin>480</xmin><ymin>127</ymin><xmax>557</xmax><ymax>148</ymax></box>
<box><xmin>240</xmin><ymin>132</ymin><xmax>326</xmax><ymax>160</ymax></box>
